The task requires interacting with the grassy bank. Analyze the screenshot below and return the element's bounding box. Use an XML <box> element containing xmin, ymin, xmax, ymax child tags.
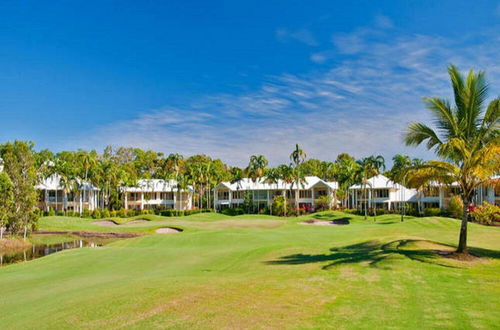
<box><xmin>0</xmin><ymin>211</ymin><xmax>499</xmax><ymax>328</ymax></box>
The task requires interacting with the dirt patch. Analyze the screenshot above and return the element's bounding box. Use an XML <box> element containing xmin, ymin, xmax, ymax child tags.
<box><xmin>299</xmin><ymin>219</ymin><xmax>349</xmax><ymax>226</ymax></box>
<box><xmin>155</xmin><ymin>227</ymin><xmax>183</xmax><ymax>234</ymax></box>
<box><xmin>437</xmin><ymin>251</ymin><xmax>482</xmax><ymax>262</ymax></box>
<box><xmin>92</xmin><ymin>220</ymin><xmax>118</xmax><ymax>227</ymax></box>
<box><xmin>36</xmin><ymin>230</ymin><xmax>139</xmax><ymax>238</ymax></box>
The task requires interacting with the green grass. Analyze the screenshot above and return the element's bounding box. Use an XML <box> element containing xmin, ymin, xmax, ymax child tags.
<box><xmin>0</xmin><ymin>211</ymin><xmax>499</xmax><ymax>329</ymax></box>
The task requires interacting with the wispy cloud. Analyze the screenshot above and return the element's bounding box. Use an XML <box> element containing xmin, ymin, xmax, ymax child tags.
<box><xmin>276</xmin><ymin>28</ymin><xmax>318</xmax><ymax>46</ymax></box>
<box><xmin>79</xmin><ymin>22</ymin><xmax>499</xmax><ymax>167</ymax></box>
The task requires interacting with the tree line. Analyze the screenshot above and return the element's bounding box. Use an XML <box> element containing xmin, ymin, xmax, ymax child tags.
<box><xmin>0</xmin><ymin>64</ymin><xmax>498</xmax><ymax>254</ymax></box>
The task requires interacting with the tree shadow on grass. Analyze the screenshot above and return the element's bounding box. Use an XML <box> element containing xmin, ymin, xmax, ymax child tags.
<box><xmin>313</xmin><ymin>214</ymin><xmax>352</xmax><ymax>225</ymax></box>
<box><xmin>265</xmin><ymin>239</ymin><xmax>500</xmax><ymax>270</ymax></box>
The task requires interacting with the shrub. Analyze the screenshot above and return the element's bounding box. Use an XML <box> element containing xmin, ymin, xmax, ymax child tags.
<box><xmin>423</xmin><ymin>208</ymin><xmax>441</xmax><ymax>217</ymax></box>
<box><xmin>56</xmin><ymin>210</ymin><xmax>64</xmax><ymax>216</ymax></box>
<box><xmin>270</xmin><ymin>195</ymin><xmax>285</xmax><ymax>216</ymax></box>
<box><xmin>48</xmin><ymin>208</ymin><xmax>56</xmax><ymax>216</ymax></box>
<box><xmin>82</xmin><ymin>208</ymin><xmax>91</xmax><ymax>218</ymax></box>
<box><xmin>102</xmin><ymin>209</ymin><xmax>111</xmax><ymax>218</ymax></box>
<box><xmin>447</xmin><ymin>195</ymin><xmax>463</xmax><ymax>219</ymax></box>
<box><xmin>221</xmin><ymin>208</ymin><xmax>245</xmax><ymax>216</ymax></box>
<box><xmin>92</xmin><ymin>209</ymin><xmax>102</xmax><ymax>219</ymax></box>
<box><xmin>471</xmin><ymin>202</ymin><xmax>500</xmax><ymax>225</ymax></box>
<box><xmin>315</xmin><ymin>196</ymin><xmax>331</xmax><ymax>211</ymax></box>
<box><xmin>110</xmin><ymin>210</ymin><xmax>117</xmax><ymax>217</ymax></box>
<box><xmin>342</xmin><ymin>208</ymin><xmax>359</xmax><ymax>215</ymax></box>
<box><xmin>117</xmin><ymin>208</ymin><xmax>127</xmax><ymax>218</ymax></box>
<box><xmin>67</xmin><ymin>210</ymin><xmax>75</xmax><ymax>217</ymax></box>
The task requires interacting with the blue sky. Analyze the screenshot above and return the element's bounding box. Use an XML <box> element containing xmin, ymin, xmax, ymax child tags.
<box><xmin>1</xmin><ymin>0</ymin><xmax>499</xmax><ymax>166</ymax></box>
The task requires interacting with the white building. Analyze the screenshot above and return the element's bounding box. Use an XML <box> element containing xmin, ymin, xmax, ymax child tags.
<box><xmin>214</xmin><ymin>176</ymin><xmax>338</xmax><ymax>211</ymax></box>
<box><xmin>349</xmin><ymin>174</ymin><xmax>500</xmax><ymax>211</ymax></box>
<box><xmin>349</xmin><ymin>175</ymin><xmax>418</xmax><ymax>210</ymax></box>
<box><xmin>121</xmin><ymin>179</ymin><xmax>193</xmax><ymax>211</ymax></box>
<box><xmin>36</xmin><ymin>174</ymin><xmax>100</xmax><ymax>212</ymax></box>
<box><xmin>419</xmin><ymin>177</ymin><xmax>500</xmax><ymax>209</ymax></box>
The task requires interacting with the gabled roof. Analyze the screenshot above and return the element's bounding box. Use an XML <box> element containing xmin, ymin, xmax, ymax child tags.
<box><xmin>121</xmin><ymin>179</ymin><xmax>193</xmax><ymax>192</ymax></box>
<box><xmin>216</xmin><ymin>176</ymin><xmax>338</xmax><ymax>191</ymax></box>
<box><xmin>350</xmin><ymin>175</ymin><xmax>397</xmax><ymax>189</ymax></box>
<box><xmin>36</xmin><ymin>174</ymin><xmax>99</xmax><ymax>191</ymax></box>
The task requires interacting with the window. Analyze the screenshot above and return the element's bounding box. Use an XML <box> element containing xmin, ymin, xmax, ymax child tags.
<box><xmin>232</xmin><ymin>191</ymin><xmax>244</xmax><ymax>199</ymax></box>
<box><xmin>161</xmin><ymin>192</ymin><xmax>174</xmax><ymax>200</ymax></box>
<box><xmin>315</xmin><ymin>189</ymin><xmax>327</xmax><ymax>197</ymax></box>
<box><xmin>255</xmin><ymin>190</ymin><xmax>268</xmax><ymax>200</ymax></box>
<box><xmin>145</xmin><ymin>192</ymin><xmax>157</xmax><ymax>200</ymax></box>
<box><xmin>218</xmin><ymin>191</ymin><xmax>229</xmax><ymax>200</ymax></box>
<box><xmin>299</xmin><ymin>190</ymin><xmax>312</xmax><ymax>199</ymax></box>
<box><xmin>373</xmin><ymin>189</ymin><xmax>389</xmax><ymax>198</ymax></box>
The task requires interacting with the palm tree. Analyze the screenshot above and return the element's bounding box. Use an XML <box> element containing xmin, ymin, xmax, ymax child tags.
<box><xmin>336</xmin><ymin>154</ymin><xmax>361</xmax><ymax>208</ymax></box>
<box><xmin>55</xmin><ymin>158</ymin><xmax>78</xmax><ymax>215</ymax></box>
<box><xmin>230</xmin><ymin>167</ymin><xmax>244</xmax><ymax>208</ymax></box>
<box><xmin>264</xmin><ymin>167</ymin><xmax>280</xmax><ymax>215</ymax></box>
<box><xmin>289</xmin><ymin>144</ymin><xmax>307</xmax><ymax>210</ymax></box>
<box><xmin>291</xmin><ymin>166</ymin><xmax>307</xmax><ymax>211</ymax></box>
<box><xmin>278</xmin><ymin>164</ymin><xmax>293</xmax><ymax>216</ymax></box>
<box><xmin>176</xmin><ymin>174</ymin><xmax>189</xmax><ymax>211</ymax></box>
<box><xmin>404</xmin><ymin>64</ymin><xmax>499</xmax><ymax>254</ymax></box>
<box><xmin>356</xmin><ymin>155</ymin><xmax>385</xmax><ymax>220</ymax></box>
<box><xmin>246</xmin><ymin>155</ymin><xmax>268</xmax><ymax>212</ymax></box>
<box><xmin>290</xmin><ymin>144</ymin><xmax>306</xmax><ymax>167</ymax></box>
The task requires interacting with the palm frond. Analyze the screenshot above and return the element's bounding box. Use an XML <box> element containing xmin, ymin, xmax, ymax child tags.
<box><xmin>404</xmin><ymin>121</ymin><xmax>442</xmax><ymax>150</ymax></box>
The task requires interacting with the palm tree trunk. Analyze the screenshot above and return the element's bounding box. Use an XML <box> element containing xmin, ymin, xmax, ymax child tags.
<box><xmin>457</xmin><ymin>196</ymin><xmax>471</xmax><ymax>254</ymax></box>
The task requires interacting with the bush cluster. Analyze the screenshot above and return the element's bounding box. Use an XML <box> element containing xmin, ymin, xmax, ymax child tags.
<box><xmin>39</xmin><ymin>207</ymin><xmax>214</xmax><ymax>219</ymax></box>
<box><xmin>471</xmin><ymin>202</ymin><xmax>500</xmax><ymax>225</ymax></box>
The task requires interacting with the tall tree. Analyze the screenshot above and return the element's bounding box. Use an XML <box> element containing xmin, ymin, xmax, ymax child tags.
<box><xmin>404</xmin><ymin>65</ymin><xmax>499</xmax><ymax>254</ymax></box>
<box><xmin>230</xmin><ymin>167</ymin><xmax>244</xmax><ymax>208</ymax></box>
<box><xmin>0</xmin><ymin>172</ymin><xmax>14</xmax><ymax>239</ymax></box>
<box><xmin>264</xmin><ymin>167</ymin><xmax>281</xmax><ymax>215</ymax></box>
<box><xmin>0</xmin><ymin>141</ymin><xmax>39</xmax><ymax>238</ymax></box>
<box><xmin>356</xmin><ymin>155</ymin><xmax>386</xmax><ymax>220</ymax></box>
<box><xmin>289</xmin><ymin>144</ymin><xmax>307</xmax><ymax>209</ymax></box>
<box><xmin>278</xmin><ymin>164</ymin><xmax>293</xmax><ymax>216</ymax></box>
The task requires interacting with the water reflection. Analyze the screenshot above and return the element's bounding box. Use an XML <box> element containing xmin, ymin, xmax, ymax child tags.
<box><xmin>0</xmin><ymin>237</ymin><xmax>118</xmax><ymax>266</ymax></box>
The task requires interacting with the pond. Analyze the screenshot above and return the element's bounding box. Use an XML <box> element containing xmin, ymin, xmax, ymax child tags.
<box><xmin>0</xmin><ymin>235</ymin><xmax>122</xmax><ymax>267</ymax></box>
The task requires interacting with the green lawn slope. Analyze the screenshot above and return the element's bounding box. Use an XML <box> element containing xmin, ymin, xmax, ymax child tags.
<box><xmin>0</xmin><ymin>211</ymin><xmax>499</xmax><ymax>329</ymax></box>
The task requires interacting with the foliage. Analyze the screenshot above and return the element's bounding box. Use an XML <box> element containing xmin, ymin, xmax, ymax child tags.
<box><xmin>271</xmin><ymin>195</ymin><xmax>286</xmax><ymax>216</ymax></box>
<box><xmin>423</xmin><ymin>208</ymin><xmax>441</xmax><ymax>217</ymax></box>
<box><xmin>0</xmin><ymin>141</ymin><xmax>39</xmax><ymax>237</ymax></box>
<box><xmin>447</xmin><ymin>195</ymin><xmax>463</xmax><ymax>219</ymax></box>
<box><xmin>0</xmin><ymin>172</ymin><xmax>14</xmax><ymax>238</ymax></box>
<box><xmin>404</xmin><ymin>65</ymin><xmax>499</xmax><ymax>253</ymax></box>
<box><xmin>471</xmin><ymin>202</ymin><xmax>500</xmax><ymax>225</ymax></box>
<box><xmin>221</xmin><ymin>208</ymin><xmax>245</xmax><ymax>216</ymax></box>
<box><xmin>315</xmin><ymin>195</ymin><xmax>331</xmax><ymax>211</ymax></box>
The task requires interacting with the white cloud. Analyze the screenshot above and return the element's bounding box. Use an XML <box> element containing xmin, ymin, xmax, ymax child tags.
<box><xmin>78</xmin><ymin>25</ymin><xmax>499</xmax><ymax>167</ymax></box>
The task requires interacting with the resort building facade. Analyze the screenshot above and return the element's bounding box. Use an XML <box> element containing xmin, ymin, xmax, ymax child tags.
<box><xmin>214</xmin><ymin>176</ymin><xmax>338</xmax><ymax>211</ymax></box>
<box><xmin>349</xmin><ymin>175</ymin><xmax>419</xmax><ymax>210</ymax></box>
<box><xmin>36</xmin><ymin>174</ymin><xmax>100</xmax><ymax>212</ymax></box>
<box><xmin>349</xmin><ymin>174</ymin><xmax>500</xmax><ymax>211</ymax></box>
<box><xmin>121</xmin><ymin>179</ymin><xmax>193</xmax><ymax>210</ymax></box>
<box><xmin>419</xmin><ymin>178</ymin><xmax>500</xmax><ymax>209</ymax></box>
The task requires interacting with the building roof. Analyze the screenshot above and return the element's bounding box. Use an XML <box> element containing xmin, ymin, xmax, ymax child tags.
<box><xmin>216</xmin><ymin>176</ymin><xmax>338</xmax><ymax>191</ymax></box>
<box><xmin>36</xmin><ymin>174</ymin><xmax>99</xmax><ymax>191</ymax></box>
<box><xmin>350</xmin><ymin>175</ymin><xmax>400</xmax><ymax>189</ymax></box>
<box><xmin>121</xmin><ymin>179</ymin><xmax>193</xmax><ymax>192</ymax></box>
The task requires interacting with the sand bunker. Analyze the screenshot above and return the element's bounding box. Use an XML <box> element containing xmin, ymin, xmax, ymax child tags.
<box><xmin>299</xmin><ymin>219</ymin><xmax>349</xmax><ymax>226</ymax></box>
<box><xmin>92</xmin><ymin>220</ymin><xmax>118</xmax><ymax>227</ymax></box>
<box><xmin>155</xmin><ymin>227</ymin><xmax>182</xmax><ymax>234</ymax></box>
